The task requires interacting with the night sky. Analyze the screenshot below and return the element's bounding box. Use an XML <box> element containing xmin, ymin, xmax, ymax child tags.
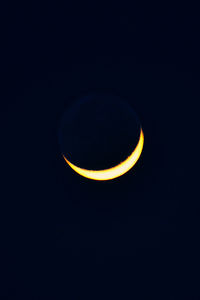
<box><xmin>1</xmin><ymin>4</ymin><xmax>200</xmax><ymax>299</ymax></box>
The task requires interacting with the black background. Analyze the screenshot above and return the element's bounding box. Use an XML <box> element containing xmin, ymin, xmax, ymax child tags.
<box><xmin>1</xmin><ymin>3</ymin><xmax>199</xmax><ymax>299</ymax></box>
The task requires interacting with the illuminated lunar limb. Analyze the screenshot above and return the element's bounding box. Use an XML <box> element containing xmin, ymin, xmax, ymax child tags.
<box><xmin>63</xmin><ymin>128</ymin><xmax>144</xmax><ymax>181</ymax></box>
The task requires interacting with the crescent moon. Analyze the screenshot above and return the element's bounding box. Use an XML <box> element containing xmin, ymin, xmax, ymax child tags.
<box><xmin>62</xmin><ymin>128</ymin><xmax>144</xmax><ymax>181</ymax></box>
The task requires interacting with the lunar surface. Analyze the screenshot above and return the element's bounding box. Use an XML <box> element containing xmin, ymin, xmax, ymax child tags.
<box><xmin>58</xmin><ymin>94</ymin><xmax>144</xmax><ymax>180</ymax></box>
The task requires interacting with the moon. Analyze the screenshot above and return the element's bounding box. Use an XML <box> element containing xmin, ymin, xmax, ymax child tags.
<box><xmin>59</xmin><ymin>95</ymin><xmax>144</xmax><ymax>181</ymax></box>
<box><xmin>62</xmin><ymin>128</ymin><xmax>144</xmax><ymax>181</ymax></box>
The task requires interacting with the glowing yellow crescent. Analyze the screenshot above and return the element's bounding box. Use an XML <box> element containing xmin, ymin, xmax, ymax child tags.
<box><xmin>62</xmin><ymin>128</ymin><xmax>144</xmax><ymax>181</ymax></box>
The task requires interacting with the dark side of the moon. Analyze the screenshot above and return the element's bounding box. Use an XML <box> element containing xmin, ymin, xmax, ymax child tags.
<box><xmin>58</xmin><ymin>94</ymin><xmax>141</xmax><ymax>171</ymax></box>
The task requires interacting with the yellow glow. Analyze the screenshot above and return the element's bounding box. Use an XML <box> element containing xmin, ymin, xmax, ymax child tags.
<box><xmin>63</xmin><ymin>128</ymin><xmax>144</xmax><ymax>181</ymax></box>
